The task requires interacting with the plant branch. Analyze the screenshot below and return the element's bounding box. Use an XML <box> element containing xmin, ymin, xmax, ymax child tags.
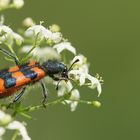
<box><xmin>20</xmin><ymin>33</ymin><xmax>40</xmax><ymax>63</ymax></box>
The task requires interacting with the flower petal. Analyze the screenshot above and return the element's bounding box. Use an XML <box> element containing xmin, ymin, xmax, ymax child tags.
<box><xmin>70</xmin><ymin>101</ymin><xmax>78</xmax><ymax>112</ymax></box>
<box><xmin>86</xmin><ymin>74</ymin><xmax>102</xmax><ymax>96</ymax></box>
<box><xmin>53</xmin><ymin>42</ymin><xmax>76</xmax><ymax>54</ymax></box>
<box><xmin>70</xmin><ymin>89</ymin><xmax>80</xmax><ymax>100</ymax></box>
<box><xmin>55</xmin><ymin>81</ymin><xmax>73</xmax><ymax>97</ymax></box>
<box><xmin>13</xmin><ymin>32</ymin><xmax>24</xmax><ymax>45</ymax></box>
<box><xmin>65</xmin><ymin>89</ymin><xmax>80</xmax><ymax>111</ymax></box>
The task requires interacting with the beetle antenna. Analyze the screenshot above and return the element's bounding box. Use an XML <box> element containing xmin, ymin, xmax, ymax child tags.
<box><xmin>68</xmin><ymin>59</ymin><xmax>79</xmax><ymax>72</ymax></box>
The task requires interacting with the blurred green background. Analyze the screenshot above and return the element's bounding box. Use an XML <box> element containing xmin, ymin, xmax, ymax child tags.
<box><xmin>1</xmin><ymin>0</ymin><xmax>140</xmax><ymax>140</ymax></box>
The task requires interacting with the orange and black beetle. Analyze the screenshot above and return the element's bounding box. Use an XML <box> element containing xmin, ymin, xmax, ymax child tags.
<box><xmin>0</xmin><ymin>47</ymin><xmax>78</xmax><ymax>104</ymax></box>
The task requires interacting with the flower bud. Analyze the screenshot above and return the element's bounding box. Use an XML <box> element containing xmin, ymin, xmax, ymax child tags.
<box><xmin>50</xmin><ymin>24</ymin><xmax>60</xmax><ymax>32</ymax></box>
<box><xmin>22</xmin><ymin>17</ymin><xmax>35</xmax><ymax>27</ymax></box>
<box><xmin>92</xmin><ymin>101</ymin><xmax>101</xmax><ymax>108</ymax></box>
<box><xmin>13</xmin><ymin>0</ymin><xmax>24</xmax><ymax>9</ymax></box>
<box><xmin>0</xmin><ymin>110</ymin><xmax>12</xmax><ymax>126</ymax></box>
<box><xmin>0</xmin><ymin>0</ymin><xmax>10</xmax><ymax>9</ymax></box>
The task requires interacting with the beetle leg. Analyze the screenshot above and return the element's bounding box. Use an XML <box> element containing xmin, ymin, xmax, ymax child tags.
<box><xmin>0</xmin><ymin>48</ymin><xmax>20</xmax><ymax>65</ymax></box>
<box><xmin>13</xmin><ymin>87</ymin><xmax>26</xmax><ymax>103</ymax></box>
<box><xmin>40</xmin><ymin>81</ymin><xmax>48</xmax><ymax>107</ymax></box>
<box><xmin>7</xmin><ymin>87</ymin><xmax>26</xmax><ymax>109</ymax></box>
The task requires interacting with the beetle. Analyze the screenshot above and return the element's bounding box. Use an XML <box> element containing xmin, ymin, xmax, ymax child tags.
<box><xmin>0</xmin><ymin>47</ymin><xmax>78</xmax><ymax>105</ymax></box>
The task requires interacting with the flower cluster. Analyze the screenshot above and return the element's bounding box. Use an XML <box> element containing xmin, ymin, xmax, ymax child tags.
<box><xmin>0</xmin><ymin>24</ymin><xmax>23</xmax><ymax>45</ymax></box>
<box><xmin>21</xmin><ymin>23</ymin><xmax>103</xmax><ymax>111</ymax></box>
<box><xmin>0</xmin><ymin>16</ymin><xmax>103</xmax><ymax>112</ymax></box>
<box><xmin>0</xmin><ymin>110</ymin><xmax>31</xmax><ymax>140</ymax></box>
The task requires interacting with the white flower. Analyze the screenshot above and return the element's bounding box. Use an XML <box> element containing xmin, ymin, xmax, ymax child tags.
<box><xmin>51</xmin><ymin>32</ymin><xmax>62</xmax><ymax>43</ymax></box>
<box><xmin>21</xmin><ymin>45</ymin><xmax>60</xmax><ymax>60</ymax></box>
<box><xmin>25</xmin><ymin>25</ymin><xmax>50</xmax><ymax>40</ymax></box>
<box><xmin>7</xmin><ymin>121</ymin><xmax>31</xmax><ymax>140</ymax></box>
<box><xmin>56</xmin><ymin>80</ymin><xmax>73</xmax><ymax>97</ymax></box>
<box><xmin>70</xmin><ymin>69</ymin><xmax>102</xmax><ymax>96</ymax></box>
<box><xmin>0</xmin><ymin>25</ymin><xmax>13</xmax><ymax>35</ymax></box>
<box><xmin>65</xmin><ymin>89</ymin><xmax>80</xmax><ymax>111</ymax></box>
<box><xmin>26</xmin><ymin>25</ymin><xmax>62</xmax><ymax>43</ymax></box>
<box><xmin>26</xmin><ymin>25</ymin><xmax>47</xmax><ymax>36</ymax></box>
<box><xmin>86</xmin><ymin>74</ymin><xmax>102</xmax><ymax>96</ymax></box>
<box><xmin>22</xmin><ymin>17</ymin><xmax>35</xmax><ymax>27</ymax></box>
<box><xmin>54</xmin><ymin>80</ymin><xmax>80</xmax><ymax>111</ymax></box>
<box><xmin>0</xmin><ymin>25</ymin><xmax>23</xmax><ymax>45</ymax></box>
<box><xmin>13</xmin><ymin>0</ymin><xmax>24</xmax><ymax>9</ymax></box>
<box><xmin>53</xmin><ymin>42</ymin><xmax>76</xmax><ymax>55</ymax></box>
<box><xmin>0</xmin><ymin>111</ymin><xmax>31</xmax><ymax>140</ymax></box>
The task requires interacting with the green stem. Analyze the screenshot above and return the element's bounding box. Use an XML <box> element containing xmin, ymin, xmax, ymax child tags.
<box><xmin>20</xmin><ymin>33</ymin><xmax>40</xmax><ymax>63</ymax></box>
<box><xmin>21</xmin><ymin>98</ymin><xmax>94</xmax><ymax>113</ymax></box>
<box><xmin>6</xmin><ymin>44</ymin><xmax>20</xmax><ymax>62</ymax></box>
<box><xmin>11</xmin><ymin>130</ymin><xmax>18</xmax><ymax>140</ymax></box>
<box><xmin>22</xmin><ymin>97</ymin><xmax>64</xmax><ymax>112</ymax></box>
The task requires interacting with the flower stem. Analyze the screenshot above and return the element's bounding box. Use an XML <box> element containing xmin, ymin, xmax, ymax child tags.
<box><xmin>21</xmin><ymin>98</ymin><xmax>98</xmax><ymax>113</ymax></box>
<box><xmin>22</xmin><ymin>97</ymin><xmax>64</xmax><ymax>112</ymax></box>
<box><xmin>6</xmin><ymin>44</ymin><xmax>20</xmax><ymax>63</ymax></box>
<box><xmin>11</xmin><ymin>130</ymin><xmax>18</xmax><ymax>140</ymax></box>
<box><xmin>20</xmin><ymin>33</ymin><xmax>39</xmax><ymax>63</ymax></box>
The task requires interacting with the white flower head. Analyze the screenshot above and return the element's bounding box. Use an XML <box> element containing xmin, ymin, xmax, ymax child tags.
<box><xmin>53</xmin><ymin>42</ymin><xmax>76</xmax><ymax>55</ymax></box>
<box><xmin>7</xmin><ymin>121</ymin><xmax>31</xmax><ymax>140</ymax></box>
<box><xmin>26</xmin><ymin>25</ymin><xmax>62</xmax><ymax>43</ymax></box>
<box><xmin>13</xmin><ymin>0</ymin><xmax>24</xmax><ymax>9</ymax></box>
<box><xmin>0</xmin><ymin>25</ymin><xmax>23</xmax><ymax>45</ymax></box>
